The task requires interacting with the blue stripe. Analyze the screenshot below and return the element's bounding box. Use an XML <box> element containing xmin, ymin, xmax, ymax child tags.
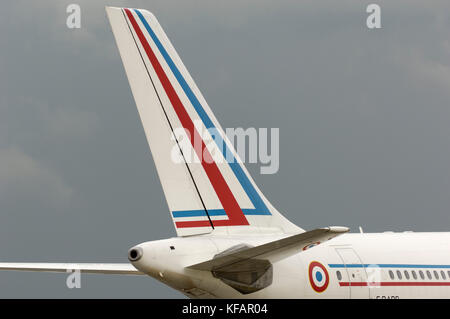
<box><xmin>172</xmin><ymin>208</ymin><xmax>271</xmax><ymax>218</ymax></box>
<box><xmin>172</xmin><ymin>209</ymin><xmax>226</xmax><ymax>218</ymax></box>
<box><xmin>329</xmin><ymin>264</ymin><xmax>450</xmax><ymax>269</ymax></box>
<box><xmin>134</xmin><ymin>9</ymin><xmax>270</xmax><ymax>216</ymax></box>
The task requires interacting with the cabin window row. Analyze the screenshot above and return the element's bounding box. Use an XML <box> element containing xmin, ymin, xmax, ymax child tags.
<box><xmin>334</xmin><ymin>269</ymin><xmax>450</xmax><ymax>281</ymax></box>
<box><xmin>388</xmin><ymin>269</ymin><xmax>449</xmax><ymax>281</ymax></box>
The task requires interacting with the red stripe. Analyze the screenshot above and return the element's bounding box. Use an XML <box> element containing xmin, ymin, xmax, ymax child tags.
<box><xmin>174</xmin><ymin>220</ymin><xmax>211</xmax><ymax>228</ymax></box>
<box><xmin>340</xmin><ymin>282</ymin><xmax>450</xmax><ymax>287</ymax></box>
<box><xmin>174</xmin><ymin>219</ymin><xmax>245</xmax><ymax>228</ymax></box>
<box><xmin>124</xmin><ymin>9</ymin><xmax>248</xmax><ymax>228</ymax></box>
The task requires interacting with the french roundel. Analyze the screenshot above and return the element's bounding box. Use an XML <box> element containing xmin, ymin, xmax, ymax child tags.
<box><xmin>308</xmin><ymin>261</ymin><xmax>329</xmax><ymax>293</ymax></box>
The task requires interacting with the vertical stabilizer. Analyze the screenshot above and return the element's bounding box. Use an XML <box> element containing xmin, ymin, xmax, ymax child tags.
<box><xmin>106</xmin><ymin>7</ymin><xmax>302</xmax><ymax>236</ymax></box>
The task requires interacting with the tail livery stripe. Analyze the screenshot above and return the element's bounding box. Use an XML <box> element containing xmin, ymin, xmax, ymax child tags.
<box><xmin>124</xmin><ymin>9</ymin><xmax>249</xmax><ymax>228</ymax></box>
<box><xmin>172</xmin><ymin>208</ymin><xmax>268</xmax><ymax>218</ymax></box>
<box><xmin>132</xmin><ymin>9</ymin><xmax>271</xmax><ymax>217</ymax></box>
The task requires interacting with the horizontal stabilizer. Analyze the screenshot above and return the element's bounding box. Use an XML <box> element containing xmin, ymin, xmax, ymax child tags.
<box><xmin>0</xmin><ymin>263</ymin><xmax>144</xmax><ymax>275</ymax></box>
<box><xmin>187</xmin><ymin>226</ymin><xmax>349</xmax><ymax>271</ymax></box>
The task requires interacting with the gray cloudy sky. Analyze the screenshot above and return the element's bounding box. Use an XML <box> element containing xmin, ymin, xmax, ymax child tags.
<box><xmin>1</xmin><ymin>0</ymin><xmax>450</xmax><ymax>298</ymax></box>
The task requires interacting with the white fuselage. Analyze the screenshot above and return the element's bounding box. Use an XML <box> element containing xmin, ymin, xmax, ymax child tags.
<box><xmin>130</xmin><ymin>232</ymin><xmax>450</xmax><ymax>299</ymax></box>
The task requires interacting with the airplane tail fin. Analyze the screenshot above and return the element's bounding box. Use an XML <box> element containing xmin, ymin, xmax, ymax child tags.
<box><xmin>106</xmin><ymin>7</ymin><xmax>301</xmax><ymax>236</ymax></box>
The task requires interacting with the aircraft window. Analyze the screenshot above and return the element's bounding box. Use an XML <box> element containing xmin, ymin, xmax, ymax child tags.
<box><xmin>396</xmin><ymin>270</ymin><xmax>402</xmax><ymax>280</ymax></box>
<box><xmin>433</xmin><ymin>271</ymin><xmax>439</xmax><ymax>280</ymax></box>
<box><xmin>336</xmin><ymin>271</ymin><xmax>342</xmax><ymax>281</ymax></box>
<box><xmin>404</xmin><ymin>271</ymin><xmax>410</xmax><ymax>280</ymax></box>
<box><xmin>419</xmin><ymin>270</ymin><xmax>425</xmax><ymax>280</ymax></box>
<box><xmin>389</xmin><ymin>270</ymin><xmax>394</xmax><ymax>280</ymax></box>
<box><xmin>441</xmin><ymin>271</ymin><xmax>446</xmax><ymax>280</ymax></box>
<box><xmin>412</xmin><ymin>270</ymin><xmax>417</xmax><ymax>280</ymax></box>
<box><xmin>426</xmin><ymin>271</ymin><xmax>432</xmax><ymax>280</ymax></box>
<box><xmin>448</xmin><ymin>270</ymin><xmax>450</xmax><ymax>279</ymax></box>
